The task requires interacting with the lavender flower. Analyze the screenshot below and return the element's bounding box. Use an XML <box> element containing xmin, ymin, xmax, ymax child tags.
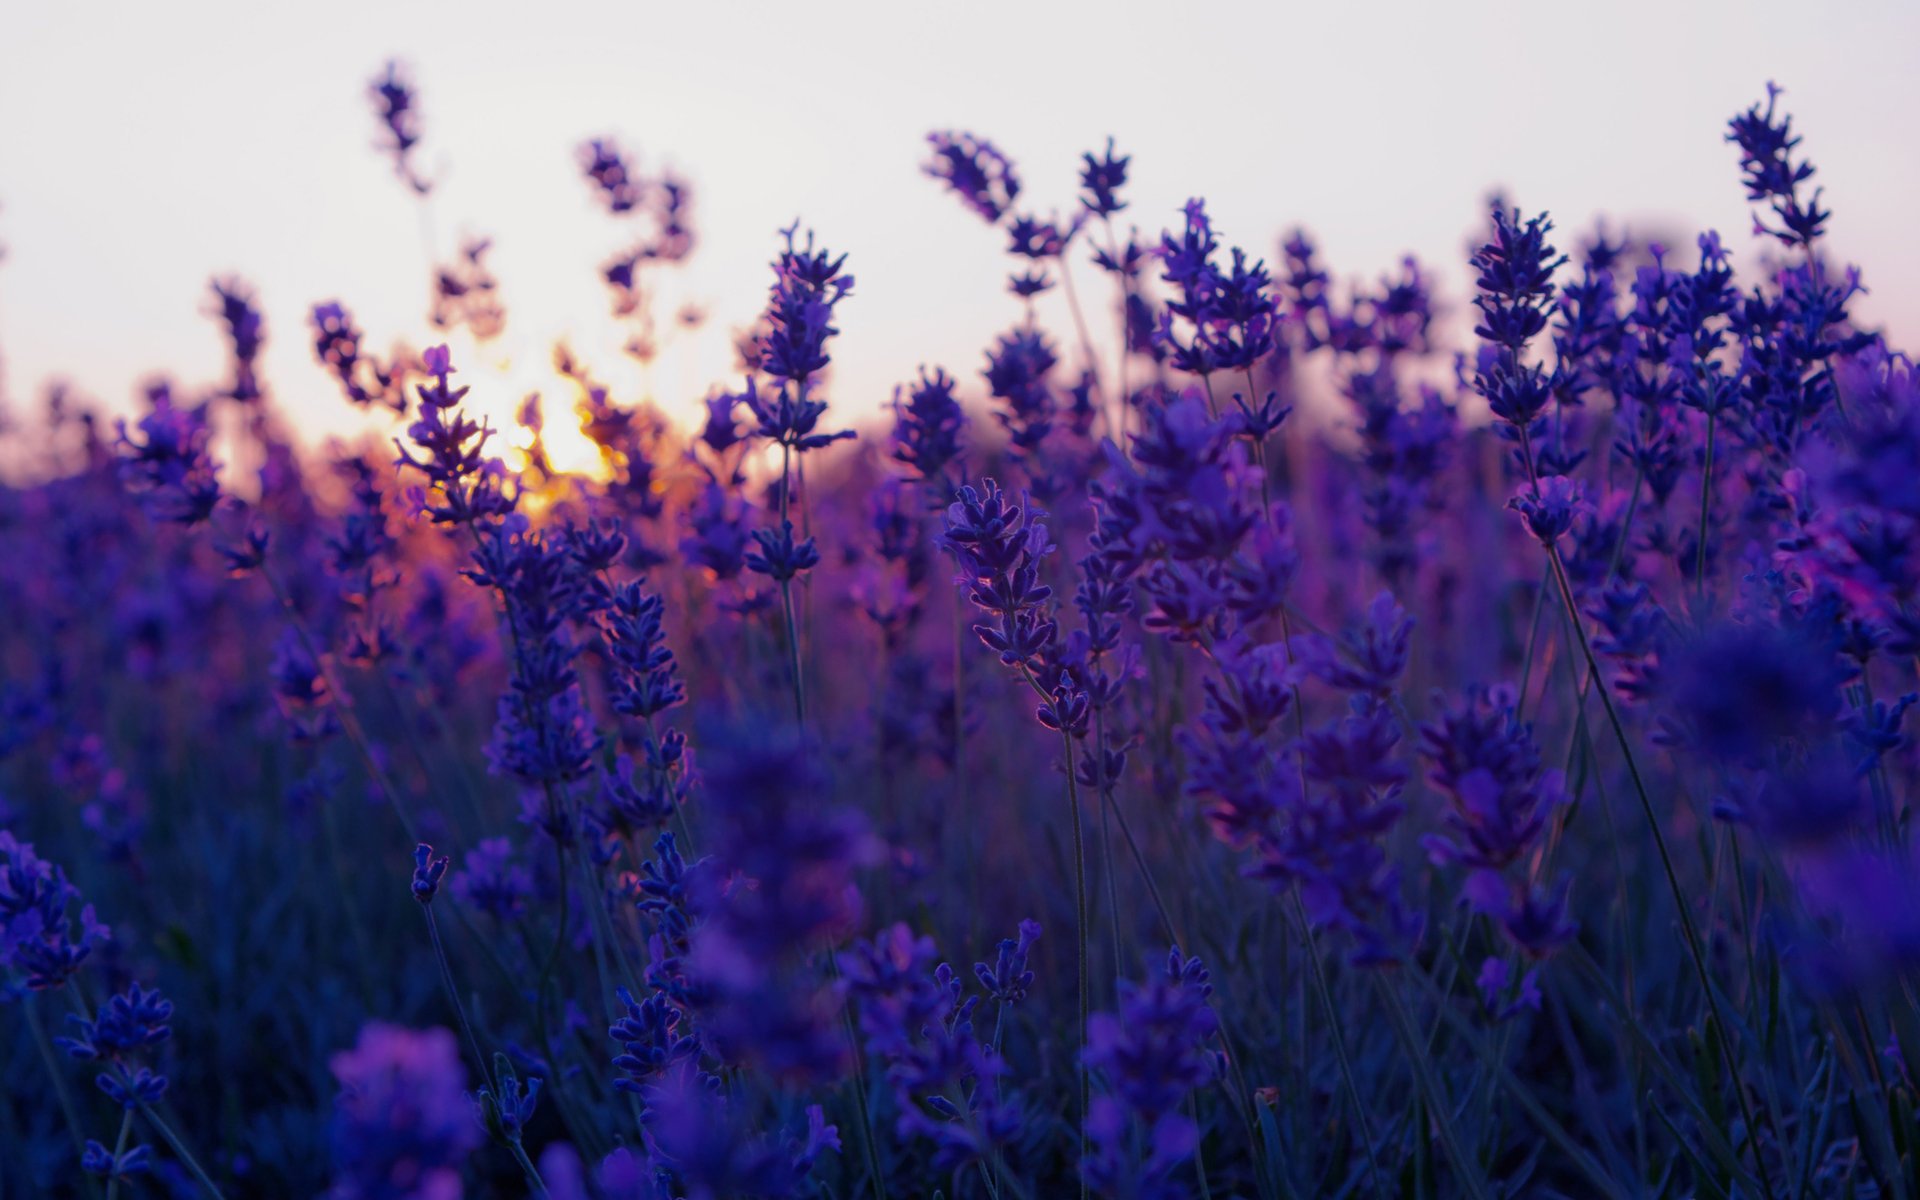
<box><xmin>369</xmin><ymin>61</ymin><xmax>431</xmax><ymax>194</ymax></box>
<box><xmin>449</xmin><ymin>838</ymin><xmax>533</xmax><ymax>922</ymax></box>
<box><xmin>1726</xmin><ymin>83</ymin><xmax>1829</xmax><ymax>249</ymax></box>
<box><xmin>115</xmin><ymin>383</ymin><xmax>221</xmax><ymax>525</ymax></box>
<box><xmin>1079</xmin><ymin>137</ymin><xmax>1130</xmax><ymax>218</ymax></box>
<box><xmin>1</xmin><ymin>833</ymin><xmax>109</xmax><ymax>991</ymax></box>
<box><xmin>328</xmin><ymin>1024</ymin><xmax>478</xmax><ymax>1200</ymax></box>
<box><xmin>924</xmin><ymin>131</ymin><xmax>1021</xmax><ymax>225</ymax></box>
<box><xmin>1082</xmin><ymin>948</ymin><xmax>1221</xmax><ymax>1197</ymax></box>
<box><xmin>208</xmin><ymin>277</ymin><xmax>265</xmax><ymax>404</ymax></box>
<box><xmin>889</xmin><ymin>366</ymin><xmax>968</xmax><ymax>485</ymax></box>
<box><xmin>941</xmin><ymin>479</ymin><xmax>1058</xmax><ymax>671</ymax></box>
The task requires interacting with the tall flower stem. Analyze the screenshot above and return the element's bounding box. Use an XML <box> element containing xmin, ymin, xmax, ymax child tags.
<box><xmin>422</xmin><ymin>905</ymin><xmax>494</xmax><ymax>1094</ymax></box>
<box><xmin>1058</xmin><ymin>256</ymin><xmax>1105</xmax><ymax>408</ymax></box>
<box><xmin>762</xmin><ymin>434</ymin><xmax>809</xmax><ymax>725</ymax></box>
<box><xmin>505</xmin><ymin>1141</ymin><xmax>553</xmax><ymax>1200</ymax></box>
<box><xmin>259</xmin><ymin>564</ymin><xmax>420</xmax><ymax>842</ymax></box>
<box><xmin>824</xmin><ymin>947</ymin><xmax>891</xmax><ymax>1200</ymax></box>
<box><xmin>1517</xmin><ymin>425</ymin><xmax>1778</xmax><ymax>1194</ymax></box>
<box><xmin>1694</xmin><ymin>407</ymin><xmax>1718</xmax><ymax>602</ymax></box>
<box><xmin>1060</xmin><ymin>724</ymin><xmax>1091</xmax><ymax>1200</ymax></box>
<box><xmin>1097</xmin><ymin>217</ymin><xmax>1132</xmax><ymax>439</ymax></box>
<box><xmin>1016</xmin><ymin>663</ymin><xmax>1090</xmax><ymax>1198</ymax></box>
<box><xmin>104</xmin><ymin>1109</ymin><xmax>134</xmax><ymax>1200</ymax></box>
<box><xmin>134</xmin><ymin>1105</ymin><xmax>227</xmax><ymax>1200</ymax></box>
<box><xmin>1293</xmin><ymin>895</ymin><xmax>1387</xmax><ymax>1200</ymax></box>
<box><xmin>1373</xmin><ymin>976</ymin><xmax>1490</xmax><ymax>1200</ymax></box>
<box><xmin>25</xmin><ymin>995</ymin><xmax>105</xmax><ymax>1200</ymax></box>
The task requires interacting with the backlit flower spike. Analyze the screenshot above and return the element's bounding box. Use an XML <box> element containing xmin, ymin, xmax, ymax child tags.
<box><xmin>369</xmin><ymin>60</ymin><xmax>432</xmax><ymax>194</ymax></box>
<box><xmin>924</xmin><ymin>131</ymin><xmax>1022</xmax><ymax>225</ymax></box>
<box><xmin>1727</xmin><ymin>82</ymin><xmax>1830</xmax><ymax>249</ymax></box>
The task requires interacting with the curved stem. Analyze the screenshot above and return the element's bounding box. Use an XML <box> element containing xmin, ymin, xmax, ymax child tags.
<box><xmin>105</xmin><ymin>1108</ymin><xmax>134</xmax><ymax>1200</ymax></box>
<box><xmin>423</xmin><ymin>906</ymin><xmax>495</xmax><ymax>1093</ymax></box>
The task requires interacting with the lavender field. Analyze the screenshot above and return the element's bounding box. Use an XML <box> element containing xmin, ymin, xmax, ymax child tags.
<box><xmin>2</xmin><ymin>52</ymin><xmax>1917</xmax><ymax>1200</ymax></box>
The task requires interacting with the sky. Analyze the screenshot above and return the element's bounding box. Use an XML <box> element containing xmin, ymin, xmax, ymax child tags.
<box><xmin>2</xmin><ymin>0</ymin><xmax>1916</xmax><ymax>474</ymax></box>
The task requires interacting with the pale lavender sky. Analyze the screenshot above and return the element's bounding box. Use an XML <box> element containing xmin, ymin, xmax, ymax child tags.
<box><xmin>3</xmin><ymin>0</ymin><xmax>1916</xmax><ymax>469</ymax></box>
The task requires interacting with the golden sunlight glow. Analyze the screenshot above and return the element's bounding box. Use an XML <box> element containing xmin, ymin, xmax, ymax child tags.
<box><xmin>440</xmin><ymin>330</ymin><xmax>610</xmax><ymax>482</ymax></box>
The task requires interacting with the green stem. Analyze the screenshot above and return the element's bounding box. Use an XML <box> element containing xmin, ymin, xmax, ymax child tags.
<box><xmin>423</xmin><ymin>906</ymin><xmax>495</xmax><ymax>1093</ymax></box>
<box><xmin>1374</xmin><ymin>976</ymin><xmax>1492</xmax><ymax>1200</ymax></box>
<box><xmin>1295</xmin><ymin>896</ymin><xmax>1388</xmax><ymax>1200</ymax></box>
<box><xmin>105</xmin><ymin>1108</ymin><xmax>134</xmax><ymax>1200</ymax></box>
<box><xmin>507</xmin><ymin>1138</ymin><xmax>554</xmax><ymax>1199</ymax></box>
<box><xmin>25</xmin><ymin>996</ymin><xmax>104</xmax><ymax>1200</ymax></box>
<box><xmin>825</xmin><ymin>948</ymin><xmax>891</xmax><ymax>1200</ymax></box>
<box><xmin>1544</xmin><ymin>542</ymin><xmax>1778</xmax><ymax>1197</ymax></box>
<box><xmin>1058</xmin><ymin>254</ymin><xmax>1105</xmax><ymax>407</ymax></box>
<box><xmin>261</xmin><ymin>565</ymin><xmax>420</xmax><ymax>842</ymax></box>
<box><xmin>136</xmin><ymin>1105</ymin><xmax>228</xmax><ymax>1200</ymax></box>
<box><xmin>1063</xmin><ymin>726</ymin><xmax>1091</xmax><ymax>1200</ymax></box>
<box><xmin>1695</xmin><ymin>407</ymin><xmax>1718</xmax><ymax>602</ymax></box>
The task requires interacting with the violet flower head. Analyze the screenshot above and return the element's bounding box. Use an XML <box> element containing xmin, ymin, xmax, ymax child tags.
<box><xmin>1079</xmin><ymin>137</ymin><xmax>1130</xmax><ymax>217</ymax></box>
<box><xmin>745</xmin><ymin>520</ymin><xmax>821</xmax><ymax>583</ymax></box>
<box><xmin>1</xmin><ymin>831</ymin><xmax>110</xmax><ymax>991</ymax></box>
<box><xmin>974</xmin><ymin>918</ymin><xmax>1042</xmax><ymax>1007</ymax></box>
<box><xmin>369</xmin><ymin>61</ymin><xmax>431</xmax><ymax>194</ymax></box>
<box><xmin>470</xmin><ymin>520</ymin><xmax>601</xmax><ymax>792</ymax></box>
<box><xmin>982</xmin><ymin>326</ymin><xmax>1058</xmax><ymax>460</ymax></box>
<box><xmin>1658</xmin><ymin>619</ymin><xmax>1848</xmax><ymax>765</ymax></box>
<box><xmin>1471</xmin><ymin>207</ymin><xmax>1565</xmax><ymax>349</ymax></box>
<box><xmin>411</xmin><ymin>843</ymin><xmax>450</xmax><ymax>905</ymax></box>
<box><xmin>1300</xmin><ymin>590</ymin><xmax>1414</xmax><ymax>698</ymax></box>
<box><xmin>697</xmin><ymin>388</ymin><xmax>744</xmax><ymax>456</ymax></box>
<box><xmin>1469</xmin><ymin>206</ymin><xmax>1567</xmax><ymax>432</ymax></box>
<box><xmin>689</xmin><ymin>723</ymin><xmax>880</xmax><ymax>1083</ymax></box>
<box><xmin>470</xmin><ymin>1053</ymin><xmax>542</xmax><ymax>1145</ymax></box>
<box><xmin>941</xmin><ymin>479</ymin><xmax>1059</xmax><ymax>670</ymax></box>
<box><xmin>328</xmin><ymin>1024</ymin><xmax>478</xmax><ymax>1200</ymax></box>
<box><xmin>680</xmin><ymin>477</ymin><xmax>755</xmax><ymax>582</ymax></box>
<box><xmin>1082</xmin><ymin>947</ymin><xmax>1222</xmax><ymax>1197</ymax></box>
<box><xmin>1420</xmin><ymin>685</ymin><xmax>1565</xmax><ymax>874</ymax></box>
<box><xmin>607</xmin><ymin>981</ymin><xmax>699</xmax><ymax>1104</ymax></box>
<box><xmin>758</xmin><ymin>223</ymin><xmax>854</xmax><ymax>392</ymax></box>
<box><xmin>1006</xmin><ymin>213</ymin><xmax>1075</xmax><ymax>261</ymax></box>
<box><xmin>641</xmin><ymin>1068</ymin><xmax>839</xmax><ymax>1200</ymax></box>
<box><xmin>312</xmin><ymin>301</ymin><xmax>390</xmax><ymax>409</ymax></box>
<box><xmin>1154</xmin><ymin>199</ymin><xmax>1277</xmax><ymax>376</ymax></box>
<box><xmin>208</xmin><ymin>276</ymin><xmax>265</xmax><ymax>404</ymax></box>
<box><xmin>596</xmin><ymin>577</ymin><xmax>685</xmax><ymax>722</ymax></box>
<box><xmin>59</xmin><ymin>981</ymin><xmax>173</xmax><ymax>1064</ymax></box>
<box><xmin>580</xmin><ymin>137</ymin><xmax>644</xmax><ymax>214</ymax></box>
<box><xmin>890</xmin><ymin>365</ymin><xmax>968</xmax><ymax>484</ymax></box>
<box><xmin>82</xmin><ymin>1140</ymin><xmax>153</xmax><ymax>1184</ymax></box>
<box><xmin>1726</xmin><ymin>82</ymin><xmax>1829</xmax><ymax>248</ymax></box>
<box><xmin>923</xmin><ymin>131</ymin><xmax>1021</xmax><ymax>225</ymax></box>
<box><xmin>115</xmin><ymin>383</ymin><xmax>222</xmax><ymax>526</ymax></box>
<box><xmin>395</xmin><ymin>345</ymin><xmax>516</xmax><ymax>526</ymax></box>
<box><xmin>1509</xmin><ymin>474</ymin><xmax>1589</xmax><ymax>545</ymax></box>
<box><xmin>840</xmin><ymin>927</ymin><xmax>1019</xmax><ymax>1171</ymax></box>
<box><xmin>59</xmin><ymin>980</ymin><xmax>174</xmax><ymax>1109</ymax></box>
<box><xmin>449</xmin><ymin>837</ymin><xmax>532</xmax><ymax>922</ymax></box>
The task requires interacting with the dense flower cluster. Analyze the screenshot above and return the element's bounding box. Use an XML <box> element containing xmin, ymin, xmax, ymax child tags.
<box><xmin>3</xmin><ymin>70</ymin><xmax>1918</xmax><ymax>1200</ymax></box>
